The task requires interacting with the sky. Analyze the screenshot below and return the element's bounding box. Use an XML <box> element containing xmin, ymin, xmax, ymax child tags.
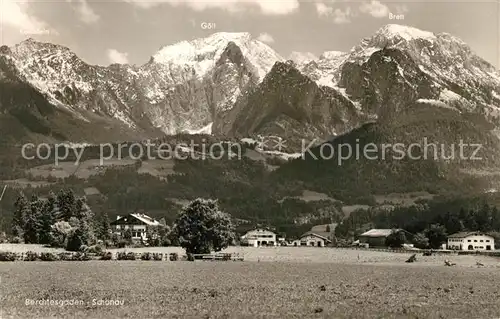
<box><xmin>0</xmin><ymin>0</ymin><xmax>499</xmax><ymax>68</ymax></box>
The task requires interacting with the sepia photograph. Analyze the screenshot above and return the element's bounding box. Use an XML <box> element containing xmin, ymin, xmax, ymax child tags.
<box><xmin>0</xmin><ymin>0</ymin><xmax>500</xmax><ymax>318</ymax></box>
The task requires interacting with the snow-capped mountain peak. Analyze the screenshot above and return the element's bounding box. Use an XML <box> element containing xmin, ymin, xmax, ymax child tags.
<box><xmin>319</xmin><ymin>51</ymin><xmax>345</xmax><ymax>60</ymax></box>
<box><xmin>151</xmin><ymin>32</ymin><xmax>284</xmax><ymax>82</ymax></box>
<box><xmin>376</xmin><ymin>24</ymin><xmax>436</xmax><ymax>42</ymax></box>
<box><xmin>288</xmin><ymin>51</ymin><xmax>318</xmax><ymax>65</ymax></box>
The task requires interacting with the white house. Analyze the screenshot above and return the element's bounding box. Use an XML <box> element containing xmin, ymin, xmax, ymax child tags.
<box><xmin>300</xmin><ymin>232</ymin><xmax>331</xmax><ymax>247</ymax></box>
<box><xmin>240</xmin><ymin>229</ymin><xmax>277</xmax><ymax>247</ymax></box>
<box><xmin>110</xmin><ymin>213</ymin><xmax>161</xmax><ymax>241</ymax></box>
<box><xmin>447</xmin><ymin>232</ymin><xmax>495</xmax><ymax>251</ymax></box>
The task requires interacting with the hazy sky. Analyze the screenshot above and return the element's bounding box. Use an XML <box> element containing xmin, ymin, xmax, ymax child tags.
<box><xmin>1</xmin><ymin>0</ymin><xmax>499</xmax><ymax>67</ymax></box>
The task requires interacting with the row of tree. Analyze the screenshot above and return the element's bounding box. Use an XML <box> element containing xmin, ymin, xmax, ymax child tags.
<box><xmin>10</xmin><ymin>187</ymin><xmax>237</xmax><ymax>254</ymax></box>
<box><xmin>11</xmin><ymin>189</ymin><xmax>101</xmax><ymax>250</ymax></box>
<box><xmin>336</xmin><ymin>197</ymin><xmax>500</xmax><ymax>249</ymax></box>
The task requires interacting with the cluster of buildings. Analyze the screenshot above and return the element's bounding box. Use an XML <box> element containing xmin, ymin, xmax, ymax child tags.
<box><xmin>356</xmin><ymin>228</ymin><xmax>496</xmax><ymax>251</ymax></box>
<box><xmin>109</xmin><ymin>213</ymin><xmax>496</xmax><ymax>251</ymax></box>
<box><xmin>239</xmin><ymin>224</ymin><xmax>335</xmax><ymax>247</ymax></box>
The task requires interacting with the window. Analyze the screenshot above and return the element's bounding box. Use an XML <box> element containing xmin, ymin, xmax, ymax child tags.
<box><xmin>480</xmin><ymin>240</ymin><xmax>483</xmax><ymax>242</ymax></box>
<box><xmin>468</xmin><ymin>239</ymin><xmax>471</xmax><ymax>242</ymax></box>
<box><xmin>486</xmin><ymin>240</ymin><xmax>490</xmax><ymax>242</ymax></box>
<box><xmin>474</xmin><ymin>240</ymin><xmax>477</xmax><ymax>242</ymax></box>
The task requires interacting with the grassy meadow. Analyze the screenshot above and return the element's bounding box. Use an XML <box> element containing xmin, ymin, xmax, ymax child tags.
<box><xmin>1</xmin><ymin>246</ymin><xmax>500</xmax><ymax>318</ymax></box>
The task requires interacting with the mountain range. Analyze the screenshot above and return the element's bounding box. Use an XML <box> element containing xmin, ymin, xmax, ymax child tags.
<box><xmin>2</xmin><ymin>24</ymin><xmax>500</xmax><ymax>145</ymax></box>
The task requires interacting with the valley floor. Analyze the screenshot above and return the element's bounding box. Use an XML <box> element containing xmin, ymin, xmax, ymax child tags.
<box><xmin>1</xmin><ymin>247</ymin><xmax>500</xmax><ymax>318</ymax></box>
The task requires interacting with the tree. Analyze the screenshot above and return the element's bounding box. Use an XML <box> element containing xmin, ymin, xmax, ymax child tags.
<box><xmin>425</xmin><ymin>224</ymin><xmax>447</xmax><ymax>249</ymax></box>
<box><xmin>172</xmin><ymin>198</ymin><xmax>235</xmax><ymax>254</ymax></box>
<box><xmin>39</xmin><ymin>192</ymin><xmax>58</xmax><ymax>245</ymax></box>
<box><xmin>12</xmin><ymin>193</ymin><xmax>29</xmax><ymax>238</ymax></box>
<box><xmin>74</xmin><ymin>197</ymin><xmax>95</xmax><ymax>245</ymax></box>
<box><xmin>23</xmin><ymin>195</ymin><xmax>43</xmax><ymax>244</ymax></box>
<box><xmin>476</xmin><ymin>204</ymin><xmax>492</xmax><ymax>232</ymax></box>
<box><xmin>57</xmin><ymin>189</ymin><xmax>77</xmax><ymax>220</ymax></box>
<box><xmin>50</xmin><ymin>221</ymin><xmax>74</xmax><ymax>247</ymax></box>
<box><xmin>385</xmin><ymin>229</ymin><xmax>406</xmax><ymax>248</ymax></box>
<box><xmin>412</xmin><ymin>232</ymin><xmax>429</xmax><ymax>249</ymax></box>
<box><xmin>96</xmin><ymin>213</ymin><xmax>111</xmax><ymax>240</ymax></box>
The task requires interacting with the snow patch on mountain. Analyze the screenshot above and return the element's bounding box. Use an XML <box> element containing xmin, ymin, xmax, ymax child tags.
<box><xmin>299</xmin><ymin>51</ymin><xmax>348</xmax><ymax>88</ymax></box>
<box><xmin>183</xmin><ymin>122</ymin><xmax>213</xmax><ymax>135</ymax></box>
<box><xmin>416</xmin><ymin>98</ymin><xmax>459</xmax><ymax>112</ymax></box>
<box><xmin>335</xmin><ymin>86</ymin><xmax>362</xmax><ymax>110</ymax></box>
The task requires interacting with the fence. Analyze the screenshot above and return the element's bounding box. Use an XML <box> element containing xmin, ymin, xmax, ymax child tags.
<box><xmin>191</xmin><ymin>252</ymin><xmax>244</xmax><ymax>261</ymax></box>
<box><xmin>333</xmin><ymin>246</ymin><xmax>500</xmax><ymax>257</ymax></box>
<box><xmin>0</xmin><ymin>251</ymin><xmax>244</xmax><ymax>262</ymax></box>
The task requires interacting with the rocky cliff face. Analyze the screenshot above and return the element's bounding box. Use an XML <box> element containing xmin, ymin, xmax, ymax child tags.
<box><xmin>1</xmin><ymin>24</ymin><xmax>500</xmax><ymax>144</ymax></box>
<box><xmin>1</xmin><ymin>32</ymin><xmax>284</xmax><ymax>141</ymax></box>
<box><xmin>214</xmin><ymin>61</ymin><xmax>367</xmax><ymax>143</ymax></box>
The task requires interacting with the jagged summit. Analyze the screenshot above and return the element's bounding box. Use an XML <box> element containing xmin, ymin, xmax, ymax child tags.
<box><xmin>319</xmin><ymin>51</ymin><xmax>346</xmax><ymax>60</ymax></box>
<box><xmin>150</xmin><ymin>32</ymin><xmax>283</xmax><ymax>81</ymax></box>
<box><xmin>375</xmin><ymin>24</ymin><xmax>436</xmax><ymax>42</ymax></box>
<box><xmin>288</xmin><ymin>51</ymin><xmax>318</xmax><ymax>65</ymax></box>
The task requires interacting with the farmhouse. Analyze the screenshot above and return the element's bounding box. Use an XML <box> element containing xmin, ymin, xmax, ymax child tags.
<box><xmin>110</xmin><ymin>213</ymin><xmax>161</xmax><ymax>241</ymax></box>
<box><xmin>240</xmin><ymin>229</ymin><xmax>277</xmax><ymax>246</ymax></box>
<box><xmin>447</xmin><ymin>232</ymin><xmax>495</xmax><ymax>251</ymax></box>
<box><xmin>358</xmin><ymin>229</ymin><xmax>411</xmax><ymax>247</ymax></box>
<box><xmin>299</xmin><ymin>231</ymin><xmax>331</xmax><ymax>247</ymax></box>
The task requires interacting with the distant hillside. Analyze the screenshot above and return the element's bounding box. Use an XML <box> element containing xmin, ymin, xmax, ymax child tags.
<box><xmin>274</xmin><ymin>104</ymin><xmax>500</xmax><ymax>202</ymax></box>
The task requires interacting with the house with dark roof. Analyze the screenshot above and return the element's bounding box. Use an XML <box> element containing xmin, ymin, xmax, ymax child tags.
<box><xmin>447</xmin><ymin>232</ymin><xmax>495</xmax><ymax>251</ymax></box>
<box><xmin>110</xmin><ymin>213</ymin><xmax>161</xmax><ymax>241</ymax></box>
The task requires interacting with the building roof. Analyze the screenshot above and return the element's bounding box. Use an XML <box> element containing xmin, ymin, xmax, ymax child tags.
<box><xmin>111</xmin><ymin>213</ymin><xmax>161</xmax><ymax>226</ymax></box>
<box><xmin>300</xmin><ymin>231</ymin><xmax>331</xmax><ymax>242</ymax></box>
<box><xmin>241</xmin><ymin>228</ymin><xmax>276</xmax><ymax>239</ymax></box>
<box><xmin>448</xmin><ymin>231</ymin><xmax>493</xmax><ymax>239</ymax></box>
<box><xmin>359</xmin><ymin>229</ymin><xmax>402</xmax><ymax>237</ymax></box>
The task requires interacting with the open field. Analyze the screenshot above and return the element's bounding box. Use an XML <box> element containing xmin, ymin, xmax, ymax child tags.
<box><xmin>1</xmin><ymin>244</ymin><xmax>500</xmax><ymax>266</ymax></box>
<box><xmin>1</xmin><ymin>246</ymin><xmax>500</xmax><ymax>318</ymax></box>
<box><xmin>27</xmin><ymin>159</ymin><xmax>136</xmax><ymax>180</ymax></box>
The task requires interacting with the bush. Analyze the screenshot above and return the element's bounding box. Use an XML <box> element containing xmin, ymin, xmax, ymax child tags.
<box><xmin>100</xmin><ymin>252</ymin><xmax>113</xmax><ymax>260</ymax></box>
<box><xmin>66</xmin><ymin>232</ymin><xmax>84</xmax><ymax>252</ymax></box>
<box><xmin>169</xmin><ymin>253</ymin><xmax>178</xmax><ymax>261</ymax></box>
<box><xmin>141</xmin><ymin>252</ymin><xmax>152</xmax><ymax>260</ymax></box>
<box><xmin>117</xmin><ymin>240</ymin><xmax>127</xmax><ymax>248</ymax></box>
<box><xmin>58</xmin><ymin>252</ymin><xmax>73</xmax><ymax>261</ymax></box>
<box><xmin>40</xmin><ymin>252</ymin><xmax>59</xmax><ymax>261</ymax></box>
<box><xmin>85</xmin><ymin>245</ymin><xmax>104</xmax><ymax>254</ymax></box>
<box><xmin>103</xmin><ymin>240</ymin><xmax>113</xmax><ymax>248</ymax></box>
<box><xmin>10</xmin><ymin>236</ymin><xmax>22</xmax><ymax>244</ymax></box>
<box><xmin>0</xmin><ymin>251</ymin><xmax>17</xmax><ymax>261</ymax></box>
<box><xmin>71</xmin><ymin>252</ymin><xmax>91</xmax><ymax>261</ymax></box>
<box><xmin>117</xmin><ymin>252</ymin><xmax>136</xmax><ymax>260</ymax></box>
<box><xmin>152</xmin><ymin>253</ymin><xmax>163</xmax><ymax>261</ymax></box>
<box><xmin>187</xmin><ymin>253</ymin><xmax>195</xmax><ymax>261</ymax></box>
<box><xmin>24</xmin><ymin>251</ymin><xmax>39</xmax><ymax>261</ymax></box>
